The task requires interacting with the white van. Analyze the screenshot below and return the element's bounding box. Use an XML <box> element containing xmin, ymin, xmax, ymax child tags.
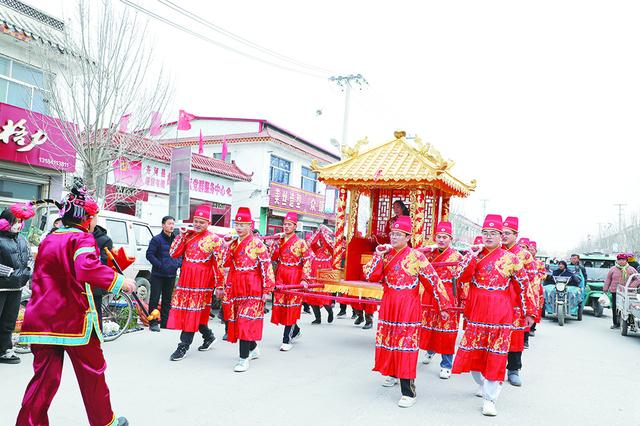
<box><xmin>30</xmin><ymin>206</ymin><xmax>155</xmax><ymax>302</ymax></box>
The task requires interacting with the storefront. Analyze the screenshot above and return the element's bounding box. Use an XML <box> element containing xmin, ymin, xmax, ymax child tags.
<box><xmin>266</xmin><ymin>182</ymin><xmax>332</xmax><ymax>237</ymax></box>
<box><xmin>0</xmin><ymin>102</ymin><xmax>75</xmax><ymax>220</ymax></box>
<box><xmin>110</xmin><ymin>156</ymin><xmax>238</xmax><ymax>227</ymax></box>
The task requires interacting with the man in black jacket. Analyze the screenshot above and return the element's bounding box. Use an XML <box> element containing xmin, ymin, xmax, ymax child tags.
<box><xmin>146</xmin><ymin>216</ymin><xmax>181</xmax><ymax>332</ymax></box>
<box><xmin>0</xmin><ymin>206</ymin><xmax>32</xmax><ymax>365</ymax></box>
<box><xmin>92</xmin><ymin>224</ymin><xmax>113</xmax><ymax>330</ymax></box>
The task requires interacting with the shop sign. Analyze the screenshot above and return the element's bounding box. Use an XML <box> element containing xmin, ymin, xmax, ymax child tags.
<box><xmin>268</xmin><ymin>182</ymin><xmax>330</xmax><ymax>219</ymax></box>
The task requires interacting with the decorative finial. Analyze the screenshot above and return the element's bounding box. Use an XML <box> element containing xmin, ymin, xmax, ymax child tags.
<box><xmin>394</xmin><ymin>130</ymin><xmax>406</xmax><ymax>139</ymax></box>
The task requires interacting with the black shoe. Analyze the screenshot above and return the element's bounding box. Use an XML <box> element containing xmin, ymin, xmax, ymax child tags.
<box><xmin>351</xmin><ymin>312</ymin><xmax>357</xmax><ymax>320</ymax></box>
<box><xmin>524</xmin><ymin>341</ymin><xmax>529</xmax><ymax>349</ymax></box>
<box><xmin>116</xmin><ymin>417</ymin><xmax>129</xmax><ymax>426</ymax></box>
<box><xmin>529</xmin><ymin>330</ymin><xmax>535</xmax><ymax>337</ymax></box>
<box><xmin>327</xmin><ymin>307</ymin><xmax>334</xmax><ymax>324</ymax></box>
<box><xmin>0</xmin><ymin>353</ymin><xmax>20</xmax><ymax>364</ymax></box>
<box><xmin>265</xmin><ymin>307</ymin><xmax>270</xmax><ymax>313</ymax></box>
<box><xmin>222</xmin><ymin>333</ymin><xmax>228</xmax><ymax>341</ymax></box>
<box><xmin>311</xmin><ymin>318</ymin><xmax>321</xmax><ymax>324</ymax></box>
<box><xmin>170</xmin><ymin>344</ymin><xmax>188</xmax><ymax>361</ymax></box>
<box><xmin>362</xmin><ymin>314</ymin><xmax>373</xmax><ymax>329</ymax></box>
<box><xmin>354</xmin><ymin>315</ymin><xmax>364</xmax><ymax>326</ymax></box>
<box><xmin>611</xmin><ymin>324</ymin><xmax>620</xmax><ymax>329</ymax></box>
<box><xmin>149</xmin><ymin>322</ymin><xmax>161</xmax><ymax>332</ymax></box>
<box><xmin>336</xmin><ymin>310</ymin><xmax>347</xmax><ymax>318</ymax></box>
<box><xmin>198</xmin><ymin>335</ymin><xmax>216</xmax><ymax>351</ymax></box>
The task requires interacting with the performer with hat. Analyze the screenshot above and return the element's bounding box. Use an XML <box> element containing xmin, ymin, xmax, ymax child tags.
<box><xmin>219</xmin><ymin>207</ymin><xmax>275</xmax><ymax>372</ymax></box>
<box><xmin>304</xmin><ymin>225</ymin><xmax>335</xmax><ymax>324</ymax></box>
<box><xmin>420</xmin><ymin>221</ymin><xmax>466</xmax><ymax>379</ymax></box>
<box><xmin>363</xmin><ymin>215</ymin><xmax>452</xmax><ymax>408</ymax></box>
<box><xmin>501</xmin><ymin>216</ymin><xmax>538</xmax><ymax>387</ymax></box>
<box><xmin>526</xmin><ymin>240</ymin><xmax>546</xmax><ymax>337</ymax></box>
<box><xmin>17</xmin><ymin>185</ymin><xmax>136</xmax><ymax>426</ymax></box>
<box><xmin>452</xmin><ymin>214</ymin><xmax>537</xmax><ymax>417</ymax></box>
<box><xmin>270</xmin><ymin>212</ymin><xmax>312</xmax><ymax>351</ymax></box>
<box><xmin>167</xmin><ymin>204</ymin><xmax>225</xmax><ymax>362</ymax></box>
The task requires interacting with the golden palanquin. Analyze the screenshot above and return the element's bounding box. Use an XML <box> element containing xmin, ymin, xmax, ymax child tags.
<box><xmin>310</xmin><ymin>131</ymin><xmax>476</xmax><ymax>297</ymax></box>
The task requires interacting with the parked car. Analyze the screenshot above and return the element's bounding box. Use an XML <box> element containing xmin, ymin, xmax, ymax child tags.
<box><xmin>29</xmin><ymin>205</ymin><xmax>155</xmax><ymax>303</ymax></box>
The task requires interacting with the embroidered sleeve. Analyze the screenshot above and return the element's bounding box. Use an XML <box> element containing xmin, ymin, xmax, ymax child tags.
<box><xmin>510</xmin><ymin>255</ymin><xmax>535</xmax><ymax>317</ymax></box>
<box><xmin>169</xmin><ymin>233</ymin><xmax>188</xmax><ymax>258</ymax></box>
<box><xmin>299</xmin><ymin>240</ymin><xmax>312</xmax><ymax>281</ymax></box>
<box><xmin>363</xmin><ymin>253</ymin><xmax>384</xmax><ymax>283</ymax></box>
<box><xmin>74</xmin><ymin>234</ymin><xmax>124</xmax><ymax>295</ymax></box>
<box><xmin>455</xmin><ymin>252</ymin><xmax>476</xmax><ymax>283</ymax></box>
<box><xmin>256</xmin><ymin>239</ymin><xmax>275</xmax><ymax>294</ymax></box>
<box><xmin>419</xmin><ymin>254</ymin><xmax>452</xmax><ymax>311</ymax></box>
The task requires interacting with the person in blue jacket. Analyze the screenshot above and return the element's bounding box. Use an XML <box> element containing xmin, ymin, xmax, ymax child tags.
<box><xmin>146</xmin><ymin>216</ymin><xmax>181</xmax><ymax>332</ymax></box>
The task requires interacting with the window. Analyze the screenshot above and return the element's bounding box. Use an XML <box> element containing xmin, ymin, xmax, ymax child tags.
<box><xmin>0</xmin><ymin>54</ymin><xmax>50</xmax><ymax>114</ymax></box>
<box><xmin>133</xmin><ymin>223</ymin><xmax>153</xmax><ymax>246</ymax></box>
<box><xmin>0</xmin><ymin>179</ymin><xmax>42</xmax><ymax>200</ymax></box>
<box><xmin>105</xmin><ymin>219</ymin><xmax>128</xmax><ymax>245</ymax></box>
<box><xmin>270</xmin><ymin>155</ymin><xmax>291</xmax><ymax>184</ymax></box>
<box><xmin>213</xmin><ymin>152</ymin><xmax>231</xmax><ymax>162</ymax></box>
<box><xmin>301</xmin><ymin>166</ymin><xmax>317</xmax><ymax>193</ymax></box>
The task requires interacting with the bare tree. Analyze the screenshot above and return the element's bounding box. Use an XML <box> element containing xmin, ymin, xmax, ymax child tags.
<box><xmin>37</xmin><ymin>0</ymin><xmax>172</xmax><ymax>203</ymax></box>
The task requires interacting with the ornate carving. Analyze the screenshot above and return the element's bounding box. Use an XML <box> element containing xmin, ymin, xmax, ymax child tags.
<box><xmin>413</xmin><ymin>135</ymin><xmax>455</xmax><ymax>172</ymax></box>
<box><xmin>340</xmin><ymin>137</ymin><xmax>369</xmax><ymax>159</ymax></box>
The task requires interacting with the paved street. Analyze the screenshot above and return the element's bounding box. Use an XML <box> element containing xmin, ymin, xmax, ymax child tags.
<box><xmin>2</xmin><ymin>307</ymin><xmax>640</xmax><ymax>425</ymax></box>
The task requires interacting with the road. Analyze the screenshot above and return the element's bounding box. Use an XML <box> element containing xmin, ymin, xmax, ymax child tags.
<box><xmin>2</xmin><ymin>307</ymin><xmax>640</xmax><ymax>425</ymax></box>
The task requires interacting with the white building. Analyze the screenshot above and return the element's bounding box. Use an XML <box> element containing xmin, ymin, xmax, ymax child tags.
<box><xmin>160</xmin><ymin>117</ymin><xmax>340</xmax><ymax>235</ymax></box>
<box><xmin>0</xmin><ymin>1</ymin><xmax>73</xmax><ymax>213</ymax></box>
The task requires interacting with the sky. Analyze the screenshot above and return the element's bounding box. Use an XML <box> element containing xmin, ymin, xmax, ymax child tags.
<box><xmin>39</xmin><ymin>0</ymin><xmax>640</xmax><ymax>255</ymax></box>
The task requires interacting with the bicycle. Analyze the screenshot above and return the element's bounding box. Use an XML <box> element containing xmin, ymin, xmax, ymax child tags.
<box><xmin>101</xmin><ymin>291</ymin><xmax>135</xmax><ymax>342</ymax></box>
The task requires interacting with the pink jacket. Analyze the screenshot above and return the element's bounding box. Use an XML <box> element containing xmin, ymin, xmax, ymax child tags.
<box><xmin>604</xmin><ymin>265</ymin><xmax>639</xmax><ymax>293</ymax></box>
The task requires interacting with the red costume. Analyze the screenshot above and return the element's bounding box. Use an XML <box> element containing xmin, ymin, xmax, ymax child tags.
<box><xmin>270</xmin><ymin>213</ymin><xmax>312</xmax><ymax>326</ymax></box>
<box><xmin>420</xmin><ymin>224</ymin><xmax>465</xmax><ymax>355</ymax></box>
<box><xmin>222</xmin><ymin>208</ymin><xmax>275</xmax><ymax>343</ymax></box>
<box><xmin>167</xmin><ymin>223</ymin><xmax>224</xmax><ymax>332</ymax></box>
<box><xmin>18</xmin><ymin>187</ymin><xmax>126</xmax><ymax>426</ymax></box>
<box><xmin>452</xmin><ymin>215</ymin><xmax>537</xmax><ymax>382</ymax></box>
<box><xmin>304</xmin><ymin>225</ymin><xmax>334</xmax><ymax>306</ymax></box>
<box><xmin>363</xmin><ymin>216</ymin><xmax>451</xmax><ymax>380</ymax></box>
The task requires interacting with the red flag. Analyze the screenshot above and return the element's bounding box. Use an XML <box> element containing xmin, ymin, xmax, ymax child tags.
<box><xmin>118</xmin><ymin>113</ymin><xmax>131</xmax><ymax>133</ymax></box>
<box><xmin>177</xmin><ymin>109</ymin><xmax>196</xmax><ymax>131</ymax></box>
<box><xmin>198</xmin><ymin>130</ymin><xmax>204</xmax><ymax>155</ymax></box>
<box><xmin>221</xmin><ymin>135</ymin><xmax>228</xmax><ymax>161</ymax></box>
<box><xmin>150</xmin><ymin>111</ymin><xmax>162</xmax><ymax>136</ymax></box>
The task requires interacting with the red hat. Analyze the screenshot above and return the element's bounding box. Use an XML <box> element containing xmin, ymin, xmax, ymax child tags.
<box><xmin>482</xmin><ymin>214</ymin><xmax>503</xmax><ymax>232</ymax></box>
<box><xmin>235</xmin><ymin>207</ymin><xmax>252</xmax><ymax>224</ymax></box>
<box><xmin>529</xmin><ymin>241</ymin><xmax>537</xmax><ymax>249</ymax></box>
<box><xmin>392</xmin><ymin>215</ymin><xmax>412</xmax><ymax>234</ymax></box>
<box><xmin>518</xmin><ymin>237</ymin><xmax>530</xmax><ymax>247</ymax></box>
<box><xmin>435</xmin><ymin>221</ymin><xmax>452</xmax><ymax>237</ymax></box>
<box><xmin>473</xmin><ymin>236</ymin><xmax>483</xmax><ymax>245</ymax></box>
<box><xmin>617</xmin><ymin>253</ymin><xmax>629</xmax><ymax>260</ymax></box>
<box><xmin>284</xmin><ymin>212</ymin><xmax>298</xmax><ymax>224</ymax></box>
<box><xmin>194</xmin><ymin>204</ymin><xmax>212</xmax><ymax>222</ymax></box>
<box><xmin>503</xmin><ymin>216</ymin><xmax>519</xmax><ymax>232</ymax></box>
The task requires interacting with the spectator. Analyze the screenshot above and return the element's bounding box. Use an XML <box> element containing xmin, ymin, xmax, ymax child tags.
<box><xmin>0</xmin><ymin>203</ymin><xmax>33</xmax><ymax>364</ymax></box>
<box><xmin>569</xmin><ymin>254</ymin><xmax>587</xmax><ymax>284</ymax></box>
<box><xmin>92</xmin><ymin>224</ymin><xmax>113</xmax><ymax>330</ymax></box>
<box><xmin>604</xmin><ymin>253</ymin><xmax>639</xmax><ymax>329</ymax></box>
<box><xmin>628</xmin><ymin>254</ymin><xmax>639</xmax><ymax>270</ymax></box>
<box><xmin>146</xmin><ymin>216</ymin><xmax>181</xmax><ymax>332</ymax></box>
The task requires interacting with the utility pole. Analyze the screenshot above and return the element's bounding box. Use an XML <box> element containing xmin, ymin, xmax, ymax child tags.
<box><xmin>614</xmin><ymin>203</ymin><xmax>626</xmax><ymax>232</ymax></box>
<box><xmin>329</xmin><ymin>74</ymin><xmax>368</xmax><ymax>146</ymax></box>
<box><xmin>480</xmin><ymin>199</ymin><xmax>489</xmax><ymax>222</ymax></box>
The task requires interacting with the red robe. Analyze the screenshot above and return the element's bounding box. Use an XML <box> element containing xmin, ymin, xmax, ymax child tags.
<box><xmin>420</xmin><ymin>247</ymin><xmax>465</xmax><ymax>355</ymax></box>
<box><xmin>505</xmin><ymin>244</ymin><xmax>537</xmax><ymax>352</ymax></box>
<box><xmin>452</xmin><ymin>247</ymin><xmax>536</xmax><ymax>381</ymax></box>
<box><xmin>304</xmin><ymin>227</ymin><xmax>334</xmax><ymax>306</ymax></box>
<box><xmin>167</xmin><ymin>230</ymin><xmax>224</xmax><ymax>332</ymax></box>
<box><xmin>270</xmin><ymin>234</ymin><xmax>311</xmax><ymax>326</ymax></box>
<box><xmin>222</xmin><ymin>235</ymin><xmax>275</xmax><ymax>343</ymax></box>
<box><xmin>364</xmin><ymin>246</ymin><xmax>451</xmax><ymax>380</ymax></box>
<box><xmin>534</xmin><ymin>258</ymin><xmax>547</xmax><ymax>322</ymax></box>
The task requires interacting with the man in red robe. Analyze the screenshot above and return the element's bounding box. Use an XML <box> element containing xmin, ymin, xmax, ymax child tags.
<box><xmin>523</xmin><ymin>240</ymin><xmax>546</xmax><ymax>339</ymax></box>
<box><xmin>304</xmin><ymin>225</ymin><xmax>335</xmax><ymax>324</ymax></box>
<box><xmin>420</xmin><ymin>221</ymin><xmax>465</xmax><ymax>379</ymax></box>
<box><xmin>502</xmin><ymin>216</ymin><xmax>538</xmax><ymax>387</ymax></box>
<box><xmin>270</xmin><ymin>212</ymin><xmax>312</xmax><ymax>351</ymax></box>
<box><xmin>219</xmin><ymin>207</ymin><xmax>275</xmax><ymax>372</ymax></box>
<box><xmin>363</xmin><ymin>216</ymin><xmax>451</xmax><ymax>408</ymax></box>
<box><xmin>17</xmin><ymin>186</ymin><xmax>136</xmax><ymax>426</ymax></box>
<box><xmin>452</xmin><ymin>214</ymin><xmax>536</xmax><ymax>417</ymax></box>
<box><xmin>167</xmin><ymin>204</ymin><xmax>224</xmax><ymax>361</ymax></box>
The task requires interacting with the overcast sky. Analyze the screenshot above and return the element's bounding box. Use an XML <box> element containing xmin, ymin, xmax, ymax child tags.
<box><xmin>42</xmin><ymin>0</ymin><xmax>640</xmax><ymax>255</ymax></box>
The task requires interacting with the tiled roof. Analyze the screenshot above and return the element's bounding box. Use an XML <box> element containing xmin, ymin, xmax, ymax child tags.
<box><xmin>123</xmin><ymin>135</ymin><xmax>252</xmax><ymax>182</ymax></box>
<box><xmin>312</xmin><ymin>134</ymin><xmax>476</xmax><ymax>197</ymax></box>
<box><xmin>0</xmin><ymin>1</ymin><xmax>66</xmax><ymax>51</ymax></box>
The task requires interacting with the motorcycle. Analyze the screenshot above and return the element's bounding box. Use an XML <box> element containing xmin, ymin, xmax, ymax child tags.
<box><xmin>544</xmin><ymin>274</ymin><xmax>583</xmax><ymax>326</ymax></box>
<box><xmin>583</xmin><ymin>280</ymin><xmax>610</xmax><ymax>317</ymax></box>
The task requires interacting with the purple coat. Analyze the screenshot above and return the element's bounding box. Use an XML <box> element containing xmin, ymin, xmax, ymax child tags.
<box><xmin>19</xmin><ymin>226</ymin><xmax>125</xmax><ymax>346</ymax></box>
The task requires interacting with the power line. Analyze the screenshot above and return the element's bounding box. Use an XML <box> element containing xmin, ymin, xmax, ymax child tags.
<box><xmin>119</xmin><ymin>0</ymin><xmax>326</xmax><ymax>79</ymax></box>
<box><xmin>157</xmin><ymin>0</ymin><xmax>337</xmax><ymax>76</ymax></box>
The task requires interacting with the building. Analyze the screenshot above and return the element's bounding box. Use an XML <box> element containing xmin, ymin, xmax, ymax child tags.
<box><xmin>106</xmin><ymin>135</ymin><xmax>252</xmax><ymax>227</ymax></box>
<box><xmin>159</xmin><ymin>117</ymin><xmax>341</xmax><ymax>235</ymax></box>
<box><xmin>0</xmin><ymin>1</ymin><xmax>75</xmax><ymax>213</ymax></box>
